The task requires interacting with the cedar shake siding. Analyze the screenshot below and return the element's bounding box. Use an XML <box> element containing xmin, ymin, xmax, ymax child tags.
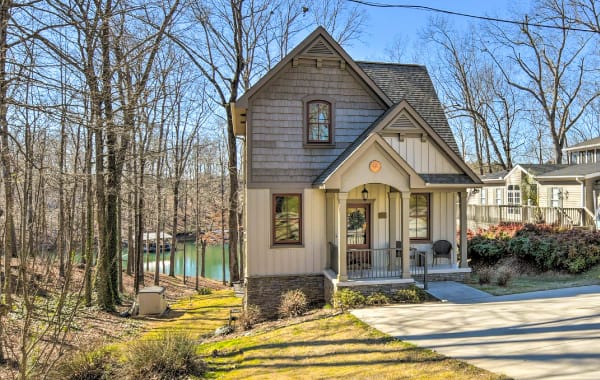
<box><xmin>249</xmin><ymin>64</ymin><xmax>385</xmax><ymax>186</ymax></box>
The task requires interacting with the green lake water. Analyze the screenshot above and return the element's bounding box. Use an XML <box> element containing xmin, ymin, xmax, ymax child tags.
<box><xmin>124</xmin><ymin>242</ymin><xmax>230</xmax><ymax>282</ymax></box>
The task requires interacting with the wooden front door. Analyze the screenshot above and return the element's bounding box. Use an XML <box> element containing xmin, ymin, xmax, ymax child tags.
<box><xmin>347</xmin><ymin>203</ymin><xmax>370</xmax><ymax>249</ymax></box>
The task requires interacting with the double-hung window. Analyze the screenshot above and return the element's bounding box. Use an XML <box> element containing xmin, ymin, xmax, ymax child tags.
<box><xmin>480</xmin><ymin>189</ymin><xmax>487</xmax><ymax>205</ymax></box>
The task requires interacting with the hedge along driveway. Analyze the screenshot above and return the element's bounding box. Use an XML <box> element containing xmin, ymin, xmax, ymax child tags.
<box><xmin>353</xmin><ymin>284</ymin><xmax>600</xmax><ymax>380</ymax></box>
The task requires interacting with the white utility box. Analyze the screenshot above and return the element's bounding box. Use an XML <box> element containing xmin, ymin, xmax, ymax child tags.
<box><xmin>138</xmin><ymin>286</ymin><xmax>167</xmax><ymax>315</ymax></box>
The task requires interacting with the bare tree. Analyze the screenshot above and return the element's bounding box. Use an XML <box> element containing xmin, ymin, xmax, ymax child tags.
<box><xmin>489</xmin><ymin>3</ymin><xmax>600</xmax><ymax>163</ymax></box>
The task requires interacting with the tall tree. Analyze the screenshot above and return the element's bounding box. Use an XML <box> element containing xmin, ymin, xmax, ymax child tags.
<box><xmin>490</xmin><ymin>2</ymin><xmax>600</xmax><ymax>163</ymax></box>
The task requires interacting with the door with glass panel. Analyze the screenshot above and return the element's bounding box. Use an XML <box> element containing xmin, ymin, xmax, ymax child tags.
<box><xmin>347</xmin><ymin>204</ymin><xmax>371</xmax><ymax>269</ymax></box>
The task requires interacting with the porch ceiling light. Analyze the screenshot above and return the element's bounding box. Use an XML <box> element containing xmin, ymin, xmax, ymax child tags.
<box><xmin>362</xmin><ymin>185</ymin><xmax>369</xmax><ymax>201</ymax></box>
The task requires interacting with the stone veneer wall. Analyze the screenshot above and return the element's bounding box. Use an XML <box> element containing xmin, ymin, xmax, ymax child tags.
<box><xmin>245</xmin><ymin>274</ymin><xmax>324</xmax><ymax>319</ymax></box>
<box><xmin>424</xmin><ymin>272</ymin><xmax>470</xmax><ymax>282</ymax></box>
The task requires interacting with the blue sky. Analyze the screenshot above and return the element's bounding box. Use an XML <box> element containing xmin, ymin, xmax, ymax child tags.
<box><xmin>345</xmin><ymin>0</ymin><xmax>532</xmax><ymax>62</ymax></box>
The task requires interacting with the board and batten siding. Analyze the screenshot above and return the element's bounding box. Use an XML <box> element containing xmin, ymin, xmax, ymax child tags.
<box><xmin>245</xmin><ymin>188</ymin><xmax>327</xmax><ymax>277</ymax></box>
<box><xmin>383</xmin><ymin>136</ymin><xmax>459</xmax><ymax>174</ymax></box>
<box><xmin>248</xmin><ymin>63</ymin><xmax>384</xmax><ymax>185</ymax></box>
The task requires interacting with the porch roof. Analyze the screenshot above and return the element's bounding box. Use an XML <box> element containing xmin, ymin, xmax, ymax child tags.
<box><xmin>536</xmin><ymin>162</ymin><xmax>600</xmax><ymax>180</ymax></box>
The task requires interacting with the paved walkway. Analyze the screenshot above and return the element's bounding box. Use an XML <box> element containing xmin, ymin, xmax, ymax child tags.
<box><xmin>352</xmin><ymin>283</ymin><xmax>600</xmax><ymax>380</ymax></box>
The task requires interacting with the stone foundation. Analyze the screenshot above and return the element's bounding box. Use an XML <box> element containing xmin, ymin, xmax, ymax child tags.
<box><xmin>245</xmin><ymin>274</ymin><xmax>324</xmax><ymax>319</ymax></box>
<box><xmin>423</xmin><ymin>271</ymin><xmax>470</xmax><ymax>282</ymax></box>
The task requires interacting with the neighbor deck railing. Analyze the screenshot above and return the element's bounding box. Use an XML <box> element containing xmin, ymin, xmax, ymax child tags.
<box><xmin>467</xmin><ymin>205</ymin><xmax>591</xmax><ymax>229</ymax></box>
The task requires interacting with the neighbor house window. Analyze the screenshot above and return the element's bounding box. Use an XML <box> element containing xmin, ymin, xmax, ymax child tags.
<box><xmin>307</xmin><ymin>100</ymin><xmax>332</xmax><ymax>143</ymax></box>
<box><xmin>596</xmin><ymin>150</ymin><xmax>600</xmax><ymax>163</ymax></box>
<box><xmin>587</xmin><ymin>150</ymin><xmax>594</xmax><ymax>163</ymax></box>
<box><xmin>507</xmin><ymin>185</ymin><xmax>520</xmax><ymax>214</ymax></box>
<box><xmin>272</xmin><ymin>194</ymin><xmax>302</xmax><ymax>245</ymax></box>
<box><xmin>480</xmin><ymin>189</ymin><xmax>487</xmax><ymax>205</ymax></box>
<box><xmin>495</xmin><ymin>188</ymin><xmax>503</xmax><ymax>205</ymax></box>
<box><xmin>551</xmin><ymin>187</ymin><xmax>562</xmax><ymax>208</ymax></box>
<box><xmin>507</xmin><ymin>185</ymin><xmax>520</xmax><ymax>205</ymax></box>
<box><xmin>409</xmin><ymin>193</ymin><xmax>430</xmax><ymax>240</ymax></box>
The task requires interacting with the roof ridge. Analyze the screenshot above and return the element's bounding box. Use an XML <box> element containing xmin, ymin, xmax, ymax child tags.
<box><xmin>356</xmin><ymin>61</ymin><xmax>425</xmax><ymax>68</ymax></box>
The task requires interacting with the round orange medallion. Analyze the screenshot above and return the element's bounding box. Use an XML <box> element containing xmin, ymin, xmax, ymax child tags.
<box><xmin>369</xmin><ymin>160</ymin><xmax>382</xmax><ymax>173</ymax></box>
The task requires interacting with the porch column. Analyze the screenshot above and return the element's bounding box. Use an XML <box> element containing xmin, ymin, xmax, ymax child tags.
<box><xmin>459</xmin><ymin>191</ymin><xmax>468</xmax><ymax>268</ymax></box>
<box><xmin>326</xmin><ymin>192</ymin><xmax>336</xmax><ymax>269</ymax></box>
<box><xmin>389</xmin><ymin>192</ymin><xmax>399</xmax><ymax>248</ymax></box>
<box><xmin>337</xmin><ymin>192</ymin><xmax>348</xmax><ymax>281</ymax></box>
<box><xmin>401</xmin><ymin>191</ymin><xmax>411</xmax><ymax>279</ymax></box>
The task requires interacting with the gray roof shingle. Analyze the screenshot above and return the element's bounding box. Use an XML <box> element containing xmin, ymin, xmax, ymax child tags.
<box><xmin>480</xmin><ymin>170</ymin><xmax>509</xmax><ymax>181</ymax></box>
<box><xmin>356</xmin><ymin>62</ymin><xmax>460</xmax><ymax>155</ymax></box>
<box><xmin>519</xmin><ymin>164</ymin><xmax>569</xmax><ymax>176</ymax></box>
<box><xmin>566</xmin><ymin>137</ymin><xmax>600</xmax><ymax>150</ymax></box>
<box><xmin>536</xmin><ymin>162</ymin><xmax>600</xmax><ymax>178</ymax></box>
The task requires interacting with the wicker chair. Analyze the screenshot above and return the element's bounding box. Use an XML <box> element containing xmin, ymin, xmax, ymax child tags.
<box><xmin>432</xmin><ymin>240</ymin><xmax>452</xmax><ymax>266</ymax></box>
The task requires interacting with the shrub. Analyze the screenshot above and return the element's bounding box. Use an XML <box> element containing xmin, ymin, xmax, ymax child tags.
<box><xmin>496</xmin><ymin>267</ymin><xmax>514</xmax><ymax>287</ymax></box>
<box><xmin>197</xmin><ymin>287</ymin><xmax>212</xmax><ymax>295</ymax></box>
<box><xmin>477</xmin><ymin>266</ymin><xmax>493</xmax><ymax>285</ymax></box>
<box><xmin>238</xmin><ymin>304</ymin><xmax>262</xmax><ymax>330</ymax></box>
<box><xmin>365</xmin><ymin>292</ymin><xmax>390</xmax><ymax>306</ymax></box>
<box><xmin>467</xmin><ymin>235</ymin><xmax>508</xmax><ymax>266</ymax></box>
<box><xmin>333</xmin><ymin>289</ymin><xmax>365</xmax><ymax>311</ymax></box>
<box><xmin>278</xmin><ymin>289</ymin><xmax>308</xmax><ymax>318</ymax></box>
<box><xmin>123</xmin><ymin>332</ymin><xmax>204</xmax><ymax>380</ymax></box>
<box><xmin>393</xmin><ymin>285</ymin><xmax>429</xmax><ymax>303</ymax></box>
<box><xmin>52</xmin><ymin>347</ymin><xmax>115</xmax><ymax>380</ymax></box>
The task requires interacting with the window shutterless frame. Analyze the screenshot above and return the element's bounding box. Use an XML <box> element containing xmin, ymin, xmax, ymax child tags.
<box><xmin>272</xmin><ymin>193</ymin><xmax>303</xmax><ymax>245</ymax></box>
<box><xmin>306</xmin><ymin>100</ymin><xmax>332</xmax><ymax>144</ymax></box>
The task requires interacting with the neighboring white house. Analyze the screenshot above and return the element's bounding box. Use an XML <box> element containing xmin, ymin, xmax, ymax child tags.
<box><xmin>232</xmin><ymin>28</ymin><xmax>481</xmax><ymax>316</ymax></box>
<box><xmin>468</xmin><ymin>137</ymin><xmax>600</xmax><ymax>228</ymax></box>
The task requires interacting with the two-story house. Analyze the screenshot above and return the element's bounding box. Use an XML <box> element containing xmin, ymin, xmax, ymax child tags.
<box><xmin>232</xmin><ymin>28</ymin><xmax>481</xmax><ymax>316</ymax></box>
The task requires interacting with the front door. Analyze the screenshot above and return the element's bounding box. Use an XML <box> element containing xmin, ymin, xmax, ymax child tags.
<box><xmin>347</xmin><ymin>203</ymin><xmax>370</xmax><ymax>249</ymax></box>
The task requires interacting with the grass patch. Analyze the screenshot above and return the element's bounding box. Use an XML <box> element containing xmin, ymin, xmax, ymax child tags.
<box><xmin>198</xmin><ymin>313</ymin><xmax>507</xmax><ymax>379</ymax></box>
<box><xmin>144</xmin><ymin>289</ymin><xmax>241</xmax><ymax>339</ymax></box>
<box><xmin>471</xmin><ymin>265</ymin><xmax>600</xmax><ymax>296</ymax></box>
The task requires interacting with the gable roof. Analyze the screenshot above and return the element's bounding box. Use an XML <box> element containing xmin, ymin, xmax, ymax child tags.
<box><xmin>235</xmin><ymin>27</ymin><xmax>391</xmax><ymax>109</ymax></box>
<box><xmin>314</xmin><ymin>100</ymin><xmax>481</xmax><ymax>186</ymax></box>
<box><xmin>357</xmin><ymin>62</ymin><xmax>460</xmax><ymax>155</ymax></box>
<box><xmin>480</xmin><ymin>164</ymin><xmax>568</xmax><ymax>183</ymax></box>
<box><xmin>564</xmin><ymin>136</ymin><xmax>600</xmax><ymax>151</ymax></box>
<box><xmin>536</xmin><ymin>162</ymin><xmax>600</xmax><ymax>179</ymax></box>
<box><xmin>314</xmin><ymin>132</ymin><xmax>427</xmax><ymax>191</ymax></box>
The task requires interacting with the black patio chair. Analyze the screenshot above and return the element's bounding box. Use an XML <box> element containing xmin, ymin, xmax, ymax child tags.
<box><xmin>432</xmin><ymin>240</ymin><xmax>452</xmax><ymax>266</ymax></box>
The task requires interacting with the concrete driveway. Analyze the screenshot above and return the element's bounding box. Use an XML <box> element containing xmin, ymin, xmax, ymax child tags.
<box><xmin>352</xmin><ymin>283</ymin><xmax>600</xmax><ymax>380</ymax></box>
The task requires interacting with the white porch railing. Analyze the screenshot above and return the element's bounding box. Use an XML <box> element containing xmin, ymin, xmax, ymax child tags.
<box><xmin>467</xmin><ymin>205</ymin><xmax>592</xmax><ymax>229</ymax></box>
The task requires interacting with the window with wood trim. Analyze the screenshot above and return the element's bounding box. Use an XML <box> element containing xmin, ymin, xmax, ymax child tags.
<box><xmin>409</xmin><ymin>193</ymin><xmax>430</xmax><ymax>240</ymax></box>
<box><xmin>307</xmin><ymin>100</ymin><xmax>332</xmax><ymax>143</ymax></box>
<box><xmin>272</xmin><ymin>194</ymin><xmax>302</xmax><ymax>245</ymax></box>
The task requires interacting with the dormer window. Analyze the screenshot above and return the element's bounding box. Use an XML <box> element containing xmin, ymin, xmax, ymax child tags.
<box><xmin>307</xmin><ymin>100</ymin><xmax>332</xmax><ymax>144</ymax></box>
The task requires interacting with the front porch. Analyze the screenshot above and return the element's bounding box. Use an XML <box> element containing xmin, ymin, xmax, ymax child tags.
<box><xmin>323</xmin><ymin>183</ymin><xmax>471</xmax><ymax>284</ymax></box>
<box><xmin>327</xmin><ymin>243</ymin><xmax>471</xmax><ymax>282</ymax></box>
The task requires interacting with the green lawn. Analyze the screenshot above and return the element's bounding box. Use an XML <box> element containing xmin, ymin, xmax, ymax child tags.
<box><xmin>198</xmin><ymin>312</ymin><xmax>507</xmax><ymax>379</ymax></box>
<box><xmin>121</xmin><ymin>290</ymin><xmax>509</xmax><ymax>379</ymax></box>
<box><xmin>469</xmin><ymin>265</ymin><xmax>600</xmax><ymax>296</ymax></box>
